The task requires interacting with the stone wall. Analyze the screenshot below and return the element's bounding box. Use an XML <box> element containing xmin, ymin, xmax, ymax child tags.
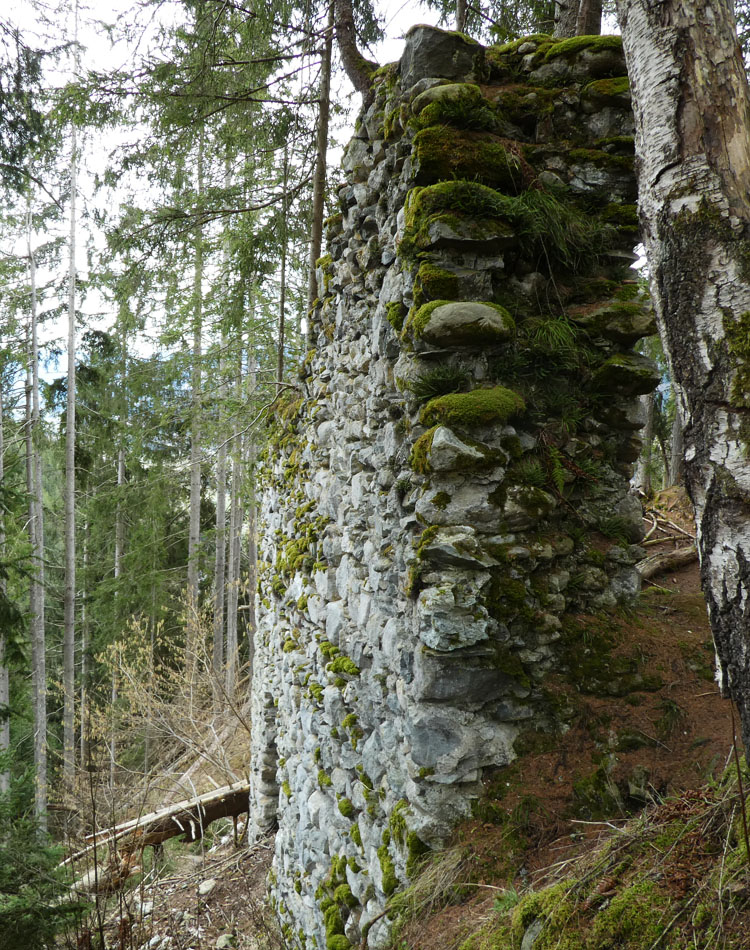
<box><xmin>249</xmin><ymin>27</ymin><xmax>658</xmax><ymax>950</ymax></box>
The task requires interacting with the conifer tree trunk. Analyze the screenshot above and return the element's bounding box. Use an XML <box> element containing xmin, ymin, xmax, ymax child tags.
<box><xmin>225</xmin><ymin>344</ymin><xmax>243</xmax><ymax>697</ymax></box>
<box><xmin>27</xmin><ymin>212</ymin><xmax>46</xmax><ymax>826</ymax></box>
<box><xmin>618</xmin><ymin>0</ymin><xmax>750</xmax><ymax>746</ymax></box>
<box><xmin>80</xmin><ymin>523</ymin><xmax>89</xmax><ymax>769</ymax></box>
<box><xmin>63</xmin><ymin>4</ymin><xmax>80</xmax><ymax>786</ymax></box>
<box><xmin>306</xmin><ymin>2</ymin><xmax>333</xmax><ymax>332</ymax></box>
<box><xmin>213</xmin><ymin>330</ymin><xmax>227</xmax><ymax>681</ymax></box>
<box><xmin>0</xmin><ymin>387</ymin><xmax>9</xmax><ymax>797</ymax></box>
<box><xmin>277</xmin><ymin>147</ymin><xmax>289</xmax><ymax>393</ymax></box>
<box><xmin>245</xmin><ymin>347</ymin><xmax>258</xmax><ymax>671</ymax></box>
<box><xmin>187</xmin><ymin>130</ymin><xmax>205</xmax><ymax>679</ymax></box>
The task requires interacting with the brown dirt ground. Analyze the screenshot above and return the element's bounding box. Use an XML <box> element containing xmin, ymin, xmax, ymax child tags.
<box><xmin>401</xmin><ymin>489</ymin><xmax>738</xmax><ymax>950</ymax></box>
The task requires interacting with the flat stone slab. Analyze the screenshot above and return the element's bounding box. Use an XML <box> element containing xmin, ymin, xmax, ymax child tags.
<box><xmin>421</xmin><ymin>301</ymin><xmax>514</xmax><ymax>347</ymax></box>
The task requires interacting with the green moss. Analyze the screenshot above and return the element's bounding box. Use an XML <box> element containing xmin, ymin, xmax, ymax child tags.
<box><xmin>282</xmin><ymin>782</ymin><xmax>292</xmax><ymax>798</ymax></box>
<box><xmin>568</xmin><ymin>147</ymin><xmax>634</xmax><ymax>171</ymax></box>
<box><xmin>327</xmin><ymin>656</ymin><xmax>360</xmax><ymax>676</ymax></box>
<box><xmin>350</xmin><ymin>824</ymin><xmax>362</xmax><ymax>848</ymax></box>
<box><xmin>413</xmin><ymin>127</ymin><xmax>521</xmax><ymax>190</ymax></box>
<box><xmin>342</xmin><ymin>713</ymin><xmax>359</xmax><ymax>730</ymax></box>
<box><xmin>589</xmin><ymin>881</ymin><xmax>671</xmax><ymax>947</ymax></box>
<box><xmin>723</xmin><ymin>310</ymin><xmax>750</xmax><ymax>408</ymax></box>
<box><xmin>583</xmin><ymin>76</ymin><xmax>630</xmax><ymax>101</ymax></box>
<box><xmin>386</xmin><ymin>300</ymin><xmax>407</xmax><ymax>332</ymax></box>
<box><xmin>333</xmin><ymin>883</ymin><xmax>358</xmax><ymax>909</ymax></box>
<box><xmin>308</xmin><ymin>682</ymin><xmax>324</xmax><ymax>703</ymax></box>
<box><xmin>431</xmin><ymin>491</ymin><xmax>451</xmax><ymax>510</ymax></box>
<box><xmin>319</xmin><ymin>640</ymin><xmax>340</xmax><ymax>659</ymax></box>
<box><xmin>410</xmin><ymin>426</ymin><xmax>437</xmax><ymax>475</ymax></box>
<box><xmin>414</xmin><ymin>262</ymin><xmax>459</xmax><ymax>306</ymax></box>
<box><xmin>378</xmin><ymin>844</ymin><xmax>399</xmax><ymax>897</ymax></box>
<box><xmin>420</xmin><ymin>386</ymin><xmax>525</xmax><ymax>429</ymax></box>
<box><xmin>544</xmin><ymin>34</ymin><xmax>623</xmax><ymax>60</ymax></box>
<box><xmin>413</xmin><ymin>85</ymin><xmax>498</xmax><ymax>134</ymax></box>
<box><xmin>318</xmin><ymin>770</ymin><xmax>333</xmax><ymax>787</ymax></box>
<box><xmin>324</xmin><ymin>904</ymin><xmax>345</xmax><ymax>940</ymax></box>
<box><xmin>389</xmin><ymin>799</ymin><xmax>409</xmax><ymax>846</ymax></box>
<box><xmin>405</xmin><ymin>831</ymin><xmax>430</xmax><ymax>876</ymax></box>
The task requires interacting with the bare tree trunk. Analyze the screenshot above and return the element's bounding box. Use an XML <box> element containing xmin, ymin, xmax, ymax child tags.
<box><xmin>225</xmin><ymin>344</ymin><xmax>243</xmax><ymax>698</ymax></box>
<box><xmin>213</xmin><ymin>331</ymin><xmax>227</xmax><ymax>682</ymax></box>
<box><xmin>306</xmin><ymin>2</ymin><xmax>333</xmax><ymax>335</ymax></box>
<box><xmin>187</xmin><ymin>130</ymin><xmax>205</xmax><ymax>682</ymax></box>
<box><xmin>0</xmin><ymin>386</ymin><xmax>9</xmax><ymax>796</ymax></box>
<box><xmin>575</xmin><ymin>0</ymin><xmax>603</xmax><ymax>35</ymax></box>
<box><xmin>276</xmin><ymin>147</ymin><xmax>289</xmax><ymax>394</ymax></box>
<box><xmin>245</xmin><ymin>347</ymin><xmax>258</xmax><ymax>674</ymax></box>
<box><xmin>27</xmin><ymin>211</ymin><xmax>46</xmax><ymax>826</ymax></box>
<box><xmin>618</xmin><ymin>0</ymin><xmax>750</xmax><ymax>746</ymax></box>
<box><xmin>554</xmin><ymin>0</ymin><xmax>580</xmax><ymax>36</ymax></box>
<box><xmin>334</xmin><ymin>0</ymin><xmax>377</xmax><ymax>103</ymax></box>
<box><xmin>110</xmin><ymin>443</ymin><xmax>125</xmax><ymax>789</ymax></box>
<box><xmin>80</xmin><ymin>522</ymin><xmax>89</xmax><ymax>769</ymax></box>
<box><xmin>63</xmin><ymin>27</ymin><xmax>79</xmax><ymax>788</ymax></box>
<box><xmin>456</xmin><ymin>0</ymin><xmax>467</xmax><ymax>32</ymax></box>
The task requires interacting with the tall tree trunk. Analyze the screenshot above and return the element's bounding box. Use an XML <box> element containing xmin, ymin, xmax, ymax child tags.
<box><xmin>187</xmin><ymin>130</ymin><xmax>205</xmax><ymax>682</ymax></box>
<box><xmin>669</xmin><ymin>396</ymin><xmax>684</xmax><ymax>487</ymax></box>
<box><xmin>109</xmin><ymin>443</ymin><xmax>125</xmax><ymax>789</ymax></box>
<box><xmin>617</xmin><ymin>0</ymin><xmax>750</xmax><ymax>746</ymax></box>
<box><xmin>575</xmin><ymin>0</ymin><xmax>603</xmax><ymax>35</ymax></box>
<box><xmin>26</xmin><ymin>211</ymin><xmax>46</xmax><ymax>826</ymax></box>
<box><xmin>225</xmin><ymin>345</ymin><xmax>243</xmax><ymax>698</ymax></box>
<box><xmin>0</xmin><ymin>386</ymin><xmax>9</xmax><ymax>797</ymax></box>
<box><xmin>456</xmin><ymin>0</ymin><xmax>468</xmax><ymax>32</ymax></box>
<box><xmin>554</xmin><ymin>0</ymin><xmax>580</xmax><ymax>36</ymax></box>
<box><xmin>276</xmin><ymin>147</ymin><xmax>289</xmax><ymax>394</ymax></box>
<box><xmin>245</xmin><ymin>346</ymin><xmax>258</xmax><ymax>673</ymax></box>
<box><xmin>213</xmin><ymin>331</ymin><xmax>227</xmax><ymax>683</ymax></box>
<box><xmin>80</xmin><ymin>522</ymin><xmax>89</xmax><ymax>769</ymax></box>
<box><xmin>306</xmin><ymin>2</ymin><xmax>333</xmax><ymax>337</ymax></box>
<box><xmin>63</xmin><ymin>29</ymin><xmax>79</xmax><ymax>789</ymax></box>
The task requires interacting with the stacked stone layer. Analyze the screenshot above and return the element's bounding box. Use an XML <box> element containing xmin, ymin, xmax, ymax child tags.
<box><xmin>250</xmin><ymin>28</ymin><xmax>657</xmax><ymax>950</ymax></box>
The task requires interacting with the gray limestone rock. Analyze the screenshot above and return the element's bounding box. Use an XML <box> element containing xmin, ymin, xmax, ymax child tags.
<box><xmin>419</xmin><ymin>301</ymin><xmax>515</xmax><ymax>347</ymax></box>
<box><xmin>400</xmin><ymin>25</ymin><xmax>485</xmax><ymax>89</ymax></box>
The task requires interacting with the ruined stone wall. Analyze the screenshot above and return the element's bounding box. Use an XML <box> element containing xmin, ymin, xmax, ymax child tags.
<box><xmin>249</xmin><ymin>27</ymin><xmax>657</xmax><ymax>950</ymax></box>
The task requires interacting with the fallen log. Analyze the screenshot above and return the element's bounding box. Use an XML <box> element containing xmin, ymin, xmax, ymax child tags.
<box><xmin>66</xmin><ymin>780</ymin><xmax>250</xmax><ymax>893</ymax></box>
<box><xmin>637</xmin><ymin>543</ymin><xmax>698</xmax><ymax>580</ymax></box>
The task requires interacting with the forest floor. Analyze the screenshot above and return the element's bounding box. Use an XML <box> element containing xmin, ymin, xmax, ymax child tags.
<box><xmin>73</xmin><ymin>831</ymin><xmax>283</xmax><ymax>950</ymax></box>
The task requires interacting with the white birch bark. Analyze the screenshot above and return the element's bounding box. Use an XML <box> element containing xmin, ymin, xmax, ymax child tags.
<box><xmin>618</xmin><ymin>0</ymin><xmax>750</xmax><ymax>744</ymax></box>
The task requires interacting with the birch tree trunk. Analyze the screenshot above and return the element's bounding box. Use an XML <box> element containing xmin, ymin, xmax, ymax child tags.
<box><xmin>63</xmin><ymin>24</ymin><xmax>80</xmax><ymax>788</ymax></box>
<box><xmin>618</xmin><ymin>0</ymin><xmax>750</xmax><ymax>746</ymax></box>
<box><xmin>245</xmin><ymin>348</ymin><xmax>258</xmax><ymax>674</ymax></box>
<box><xmin>0</xmin><ymin>387</ymin><xmax>9</xmax><ymax>797</ymax></box>
<box><xmin>276</xmin><ymin>147</ymin><xmax>289</xmax><ymax>394</ymax></box>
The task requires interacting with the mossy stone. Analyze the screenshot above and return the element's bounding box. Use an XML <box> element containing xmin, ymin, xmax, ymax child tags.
<box><xmin>591</xmin><ymin>353</ymin><xmax>661</xmax><ymax>396</ymax></box>
<box><xmin>417</xmin><ymin>301</ymin><xmax>515</xmax><ymax>347</ymax></box>
<box><xmin>413</xmin><ymin>127</ymin><xmax>521</xmax><ymax>190</ymax></box>
<box><xmin>420</xmin><ymin>386</ymin><xmax>525</xmax><ymax>429</ymax></box>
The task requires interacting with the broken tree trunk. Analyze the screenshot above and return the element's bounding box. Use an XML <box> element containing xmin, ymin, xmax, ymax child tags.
<box><xmin>637</xmin><ymin>544</ymin><xmax>698</xmax><ymax>580</ymax></box>
<box><xmin>66</xmin><ymin>781</ymin><xmax>250</xmax><ymax>893</ymax></box>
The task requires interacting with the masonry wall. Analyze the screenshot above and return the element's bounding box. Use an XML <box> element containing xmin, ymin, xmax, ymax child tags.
<box><xmin>249</xmin><ymin>27</ymin><xmax>657</xmax><ymax>950</ymax></box>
